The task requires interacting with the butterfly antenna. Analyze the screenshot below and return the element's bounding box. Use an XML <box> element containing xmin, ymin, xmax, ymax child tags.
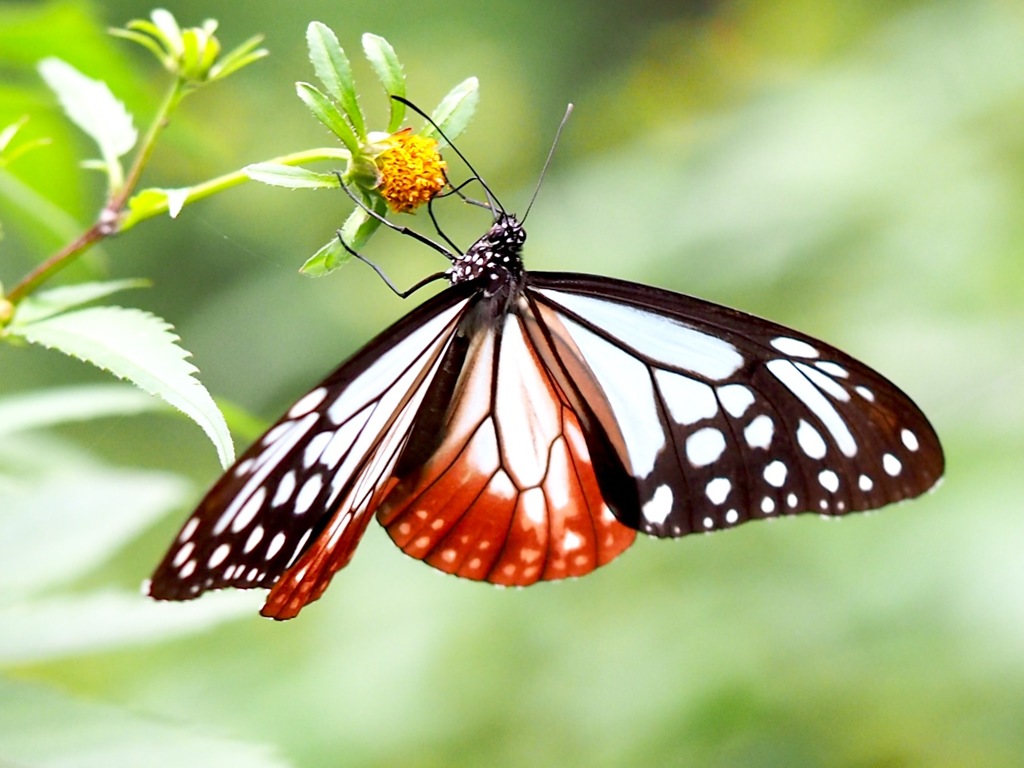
<box><xmin>522</xmin><ymin>103</ymin><xmax>573</xmax><ymax>223</ymax></box>
<box><xmin>391</xmin><ymin>96</ymin><xmax>505</xmax><ymax>219</ymax></box>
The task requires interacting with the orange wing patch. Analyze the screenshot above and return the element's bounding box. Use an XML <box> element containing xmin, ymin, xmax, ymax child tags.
<box><xmin>377</xmin><ymin>314</ymin><xmax>635</xmax><ymax>585</ymax></box>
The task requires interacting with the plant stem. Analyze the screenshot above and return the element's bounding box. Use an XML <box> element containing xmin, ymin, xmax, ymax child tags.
<box><xmin>118</xmin><ymin>147</ymin><xmax>350</xmax><ymax>230</ymax></box>
<box><xmin>5</xmin><ymin>79</ymin><xmax>186</xmax><ymax>307</ymax></box>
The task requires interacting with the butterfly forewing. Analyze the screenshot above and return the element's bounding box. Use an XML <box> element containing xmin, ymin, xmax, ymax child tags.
<box><xmin>148</xmin><ymin>290</ymin><xmax>472</xmax><ymax>616</ymax></box>
<box><xmin>527</xmin><ymin>273</ymin><xmax>944</xmax><ymax>537</ymax></box>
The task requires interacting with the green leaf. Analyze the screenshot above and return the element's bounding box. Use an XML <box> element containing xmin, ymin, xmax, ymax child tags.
<box><xmin>300</xmin><ymin>202</ymin><xmax>386</xmax><ymax>276</ymax></box>
<box><xmin>10</xmin><ymin>306</ymin><xmax>234</xmax><ymax>468</ymax></box>
<box><xmin>295</xmin><ymin>82</ymin><xmax>359</xmax><ymax>154</ymax></box>
<box><xmin>37</xmin><ymin>57</ymin><xmax>137</xmax><ymax>190</ymax></box>
<box><xmin>0</xmin><ymin>383</ymin><xmax>161</xmax><ymax>437</ymax></box>
<box><xmin>306</xmin><ymin>22</ymin><xmax>365</xmax><ymax>139</ymax></box>
<box><xmin>244</xmin><ymin>162</ymin><xmax>342</xmax><ymax>189</ymax></box>
<box><xmin>10</xmin><ymin>278</ymin><xmax>148</xmax><ymax>324</ymax></box>
<box><xmin>361</xmin><ymin>33</ymin><xmax>406</xmax><ymax>132</ymax></box>
<box><xmin>427</xmin><ymin>76</ymin><xmax>480</xmax><ymax>143</ymax></box>
<box><xmin>300</xmin><ymin>235</ymin><xmax>352</xmax><ymax>277</ymax></box>
<box><xmin>209</xmin><ymin>34</ymin><xmax>269</xmax><ymax>81</ymax></box>
<box><xmin>0</xmin><ymin>677</ymin><xmax>292</xmax><ymax>767</ymax></box>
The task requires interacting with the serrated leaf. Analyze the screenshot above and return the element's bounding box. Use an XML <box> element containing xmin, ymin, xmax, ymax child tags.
<box><xmin>307</xmin><ymin>22</ymin><xmax>365</xmax><ymax>138</ymax></box>
<box><xmin>245</xmin><ymin>162</ymin><xmax>342</xmax><ymax>189</ymax></box>
<box><xmin>11</xmin><ymin>306</ymin><xmax>234</xmax><ymax>468</ymax></box>
<box><xmin>38</xmin><ymin>57</ymin><xmax>137</xmax><ymax>188</ymax></box>
<box><xmin>427</xmin><ymin>77</ymin><xmax>479</xmax><ymax>143</ymax></box>
<box><xmin>11</xmin><ymin>278</ymin><xmax>148</xmax><ymax>324</ymax></box>
<box><xmin>0</xmin><ymin>383</ymin><xmax>161</xmax><ymax>437</ymax></box>
<box><xmin>295</xmin><ymin>82</ymin><xmax>358</xmax><ymax>153</ymax></box>
<box><xmin>0</xmin><ymin>677</ymin><xmax>292</xmax><ymax>767</ymax></box>
<box><xmin>362</xmin><ymin>34</ymin><xmax>406</xmax><ymax>132</ymax></box>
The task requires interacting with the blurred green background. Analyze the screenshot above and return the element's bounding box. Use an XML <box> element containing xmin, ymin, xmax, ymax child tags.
<box><xmin>2</xmin><ymin>0</ymin><xmax>1023</xmax><ymax>766</ymax></box>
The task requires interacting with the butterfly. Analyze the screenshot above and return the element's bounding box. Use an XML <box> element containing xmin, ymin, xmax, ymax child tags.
<box><xmin>148</xmin><ymin>122</ymin><xmax>944</xmax><ymax>621</ymax></box>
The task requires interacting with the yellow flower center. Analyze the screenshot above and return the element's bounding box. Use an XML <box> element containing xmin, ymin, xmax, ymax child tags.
<box><xmin>374</xmin><ymin>129</ymin><xmax>447</xmax><ymax>213</ymax></box>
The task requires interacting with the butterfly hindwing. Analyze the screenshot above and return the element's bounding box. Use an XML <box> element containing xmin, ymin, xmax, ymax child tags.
<box><xmin>526</xmin><ymin>273</ymin><xmax>944</xmax><ymax>537</ymax></box>
<box><xmin>376</xmin><ymin>301</ymin><xmax>636</xmax><ymax>585</ymax></box>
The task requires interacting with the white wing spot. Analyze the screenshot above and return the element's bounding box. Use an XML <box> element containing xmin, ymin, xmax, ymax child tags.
<box><xmin>744</xmin><ymin>415</ymin><xmax>774</xmax><ymax>450</ymax></box>
<box><xmin>764</xmin><ymin>460</ymin><xmax>787</xmax><ymax>488</ymax></box>
<box><xmin>901</xmin><ymin>429</ymin><xmax>920</xmax><ymax>451</ymax></box>
<box><xmin>208</xmin><ymin>543</ymin><xmax>231</xmax><ymax>568</ymax></box>
<box><xmin>796</xmin><ymin>420</ymin><xmax>827</xmax><ymax>460</ymax></box>
<box><xmin>815</xmin><ymin>361</ymin><xmax>848</xmax><ymax>378</ymax></box>
<box><xmin>706</xmin><ymin>477</ymin><xmax>731</xmax><ymax>505</ymax></box>
<box><xmin>761</xmin><ymin>497</ymin><xmax>775</xmax><ymax>514</ymax></box>
<box><xmin>818</xmin><ymin>469</ymin><xmax>840</xmax><ymax>493</ymax></box>
<box><xmin>266</xmin><ymin>532</ymin><xmax>287</xmax><ymax>560</ymax></box>
<box><xmin>770</xmin><ymin>361</ymin><xmax>856</xmax><ymax>457</ymax></box>
<box><xmin>229</xmin><ymin>487</ymin><xmax>266</xmax><ymax>534</ymax></box>
<box><xmin>797</xmin><ymin>361</ymin><xmax>851</xmax><ymax>402</ymax></box>
<box><xmin>178</xmin><ymin>518</ymin><xmax>199</xmax><ymax>543</ymax></box>
<box><xmin>702</xmin><ymin>516</ymin><xmax>714</xmax><ymax>530</ymax></box>
<box><xmin>642</xmin><ymin>485</ymin><xmax>674</xmax><ymax>525</ymax></box>
<box><xmin>770</xmin><ymin>337</ymin><xmax>819</xmax><ymax>358</ymax></box>
<box><xmin>548</xmin><ymin>290</ymin><xmax>745</xmax><ymax>379</ymax></box>
<box><xmin>725</xmin><ymin>508</ymin><xmax>739</xmax><ymax>525</ymax></box>
<box><xmin>294</xmin><ymin>474</ymin><xmax>324</xmax><ymax>515</ymax></box>
<box><xmin>287</xmin><ymin>530</ymin><xmax>313</xmax><ymax>567</ymax></box>
<box><xmin>787</xmin><ymin>493</ymin><xmax>798</xmax><ymax>508</ymax></box>
<box><xmin>273</xmin><ymin>471</ymin><xmax>297</xmax><ymax>508</ymax></box>
<box><xmin>563</xmin><ymin>531</ymin><xmax>583</xmax><ymax>551</ymax></box>
<box><xmin>883</xmin><ymin>453</ymin><xmax>902</xmax><ymax>476</ymax></box>
<box><xmin>685</xmin><ymin>427</ymin><xmax>726</xmax><ymax>467</ymax></box>
<box><xmin>233</xmin><ymin>457</ymin><xmax>254</xmax><ymax>477</ymax></box>
<box><xmin>441</xmin><ymin>548</ymin><xmax>457</xmax><ymax>563</ymax></box>
<box><xmin>288</xmin><ymin>386</ymin><xmax>328</xmax><ymax>418</ymax></box>
<box><xmin>179</xmin><ymin>559</ymin><xmax>197</xmax><ymax>578</ymax></box>
<box><xmin>719</xmin><ymin>384</ymin><xmax>755</xmax><ymax>418</ymax></box>
<box><xmin>173</xmin><ymin>541</ymin><xmax>195</xmax><ymax>568</ymax></box>
<box><xmin>855</xmin><ymin>385</ymin><xmax>875</xmax><ymax>402</ymax></box>
<box><xmin>243</xmin><ymin>525</ymin><xmax>264</xmax><ymax>553</ymax></box>
<box><xmin>657</xmin><ymin>373</ymin><xmax>719</xmax><ymax>425</ymax></box>
<box><xmin>303</xmin><ymin>431</ymin><xmax>333</xmax><ymax>469</ymax></box>
<box><xmin>859</xmin><ymin>474</ymin><xmax>874</xmax><ymax>491</ymax></box>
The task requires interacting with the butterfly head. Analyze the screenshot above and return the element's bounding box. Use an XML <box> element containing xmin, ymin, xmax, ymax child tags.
<box><xmin>448</xmin><ymin>213</ymin><xmax>526</xmax><ymax>296</ymax></box>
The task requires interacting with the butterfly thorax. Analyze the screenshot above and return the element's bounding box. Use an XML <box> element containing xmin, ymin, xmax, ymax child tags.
<box><xmin>448</xmin><ymin>214</ymin><xmax>527</xmax><ymax>299</ymax></box>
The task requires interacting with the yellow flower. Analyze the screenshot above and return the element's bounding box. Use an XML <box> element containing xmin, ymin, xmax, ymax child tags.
<box><xmin>374</xmin><ymin>128</ymin><xmax>447</xmax><ymax>213</ymax></box>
